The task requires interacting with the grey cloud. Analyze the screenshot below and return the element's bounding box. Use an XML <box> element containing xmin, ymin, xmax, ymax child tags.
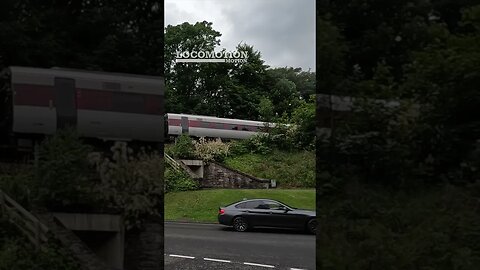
<box><xmin>165</xmin><ymin>0</ymin><xmax>315</xmax><ymax>71</ymax></box>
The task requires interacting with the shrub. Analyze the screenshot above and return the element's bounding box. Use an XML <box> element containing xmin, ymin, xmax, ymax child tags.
<box><xmin>193</xmin><ymin>137</ymin><xmax>230</xmax><ymax>162</ymax></box>
<box><xmin>167</xmin><ymin>134</ymin><xmax>195</xmax><ymax>159</ymax></box>
<box><xmin>89</xmin><ymin>142</ymin><xmax>163</xmax><ymax>230</ymax></box>
<box><xmin>165</xmin><ymin>167</ymin><xmax>198</xmax><ymax>193</ymax></box>
<box><xmin>229</xmin><ymin>135</ymin><xmax>270</xmax><ymax>155</ymax></box>
<box><xmin>36</xmin><ymin>128</ymin><xmax>95</xmax><ymax>209</ymax></box>
<box><xmin>0</xmin><ymin>218</ymin><xmax>80</xmax><ymax>270</ymax></box>
<box><xmin>0</xmin><ymin>170</ymin><xmax>34</xmax><ymax>208</ymax></box>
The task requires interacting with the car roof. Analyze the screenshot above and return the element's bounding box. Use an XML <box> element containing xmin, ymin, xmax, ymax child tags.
<box><xmin>229</xmin><ymin>199</ymin><xmax>285</xmax><ymax>206</ymax></box>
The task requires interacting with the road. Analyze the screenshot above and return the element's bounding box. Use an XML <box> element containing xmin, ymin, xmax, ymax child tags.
<box><xmin>164</xmin><ymin>222</ymin><xmax>315</xmax><ymax>270</ymax></box>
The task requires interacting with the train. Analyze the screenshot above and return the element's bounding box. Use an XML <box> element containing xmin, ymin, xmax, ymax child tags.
<box><xmin>0</xmin><ymin>66</ymin><xmax>279</xmax><ymax>155</ymax></box>
<box><xmin>0</xmin><ymin>66</ymin><xmax>165</xmax><ymax>152</ymax></box>
<box><xmin>4</xmin><ymin>67</ymin><xmax>396</xmax><ymax>151</ymax></box>
<box><xmin>165</xmin><ymin>113</ymin><xmax>274</xmax><ymax>140</ymax></box>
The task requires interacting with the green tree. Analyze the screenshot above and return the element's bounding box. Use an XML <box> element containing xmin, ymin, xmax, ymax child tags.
<box><xmin>258</xmin><ymin>97</ymin><xmax>274</xmax><ymax>122</ymax></box>
<box><xmin>0</xmin><ymin>0</ymin><xmax>163</xmax><ymax>75</ymax></box>
<box><xmin>37</xmin><ymin>129</ymin><xmax>94</xmax><ymax>209</ymax></box>
<box><xmin>164</xmin><ymin>21</ymin><xmax>223</xmax><ymax>114</ymax></box>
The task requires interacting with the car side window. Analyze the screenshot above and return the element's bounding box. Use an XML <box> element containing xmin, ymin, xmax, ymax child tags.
<box><xmin>263</xmin><ymin>201</ymin><xmax>283</xmax><ymax>210</ymax></box>
<box><xmin>256</xmin><ymin>204</ymin><xmax>269</xmax><ymax>209</ymax></box>
<box><xmin>245</xmin><ymin>201</ymin><xmax>262</xmax><ymax>209</ymax></box>
<box><xmin>235</xmin><ymin>202</ymin><xmax>247</xmax><ymax>209</ymax></box>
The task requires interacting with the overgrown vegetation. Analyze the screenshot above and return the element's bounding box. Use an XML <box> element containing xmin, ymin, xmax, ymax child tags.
<box><xmin>225</xmin><ymin>150</ymin><xmax>315</xmax><ymax>188</ymax></box>
<box><xmin>163</xmin><ymin>107</ymin><xmax>316</xmax><ymax>189</ymax></box>
<box><xmin>165</xmin><ymin>167</ymin><xmax>197</xmax><ymax>193</ymax></box>
<box><xmin>37</xmin><ymin>128</ymin><xmax>95</xmax><ymax>210</ymax></box>
<box><xmin>193</xmin><ymin>137</ymin><xmax>230</xmax><ymax>162</ymax></box>
<box><xmin>0</xmin><ymin>217</ymin><xmax>80</xmax><ymax>270</ymax></box>
<box><xmin>0</xmin><ymin>167</ymin><xmax>35</xmax><ymax>209</ymax></box>
<box><xmin>165</xmin><ymin>127</ymin><xmax>315</xmax><ymax>190</ymax></box>
<box><xmin>88</xmin><ymin>142</ymin><xmax>163</xmax><ymax>229</ymax></box>
<box><xmin>319</xmin><ymin>183</ymin><xmax>480</xmax><ymax>269</ymax></box>
<box><xmin>0</xmin><ymin>130</ymin><xmax>164</xmax><ymax>230</ymax></box>
<box><xmin>317</xmin><ymin>2</ymin><xmax>480</xmax><ymax>269</ymax></box>
<box><xmin>166</xmin><ymin>134</ymin><xmax>196</xmax><ymax>159</ymax></box>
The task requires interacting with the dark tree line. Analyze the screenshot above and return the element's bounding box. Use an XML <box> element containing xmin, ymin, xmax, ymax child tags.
<box><xmin>317</xmin><ymin>1</ymin><xmax>480</xmax><ymax>269</ymax></box>
<box><xmin>317</xmin><ymin>0</ymin><xmax>480</xmax><ymax>186</ymax></box>
<box><xmin>164</xmin><ymin>21</ymin><xmax>316</xmax><ymax>122</ymax></box>
<box><xmin>0</xmin><ymin>0</ymin><xmax>163</xmax><ymax>75</ymax></box>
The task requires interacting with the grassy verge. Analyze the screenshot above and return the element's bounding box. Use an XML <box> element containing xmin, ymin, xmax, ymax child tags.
<box><xmin>224</xmin><ymin>150</ymin><xmax>315</xmax><ymax>188</ymax></box>
<box><xmin>165</xmin><ymin>189</ymin><xmax>315</xmax><ymax>223</ymax></box>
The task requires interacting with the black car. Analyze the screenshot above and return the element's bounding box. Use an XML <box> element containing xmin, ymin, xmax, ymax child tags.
<box><xmin>218</xmin><ymin>199</ymin><xmax>317</xmax><ymax>234</ymax></box>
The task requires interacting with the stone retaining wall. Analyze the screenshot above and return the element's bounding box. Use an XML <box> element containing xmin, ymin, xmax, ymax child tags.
<box><xmin>202</xmin><ymin>161</ymin><xmax>273</xmax><ymax>189</ymax></box>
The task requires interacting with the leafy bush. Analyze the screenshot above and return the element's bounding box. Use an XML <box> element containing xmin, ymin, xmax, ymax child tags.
<box><xmin>193</xmin><ymin>137</ymin><xmax>230</xmax><ymax>162</ymax></box>
<box><xmin>290</xmin><ymin>96</ymin><xmax>316</xmax><ymax>150</ymax></box>
<box><xmin>89</xmin><ymin>142</ymin><xmax>163</xmax><ymax>230</ymax></box>
<box><xmin>0</xmin><ymin>169</ymin><xmax>34</xmax><ymax>208</ymax></box>
<box><xmin>36</xmin><ymin>128</ymin><xmax>95</xmax><ymax>209</ymax></box>
<box><xmin>0</xmin><ymin>218</ymin><xmax>80</xmax><ymax>270</ymax></box>
<box><xmin>165</xmin><ymin>167</ymin><xmax>198</xmax><ymax>193</ymax></box>
<box><xmin>230</xmin><ymin>134</ymin><xmax>273</xmax><ymax>155</ymax></box>
<box><xmin>166</xmin><ymin>134</ymin><xmax>195</xmax><ymax>159</ymax></box>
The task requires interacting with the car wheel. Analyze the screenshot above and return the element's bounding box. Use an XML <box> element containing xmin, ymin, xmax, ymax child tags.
<box><xmin>307</xmin><ymin>218</ymin><xmax>317</xmax><ymax>235</ymax></box>
<box><xmin>232</xmin><ymin>217</ymin><xmax>249</xmax><ymax>232</ymax></box>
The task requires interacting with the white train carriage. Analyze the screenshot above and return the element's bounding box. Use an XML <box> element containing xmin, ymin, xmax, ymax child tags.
<box><xmin>166</xmin><ymin>113</ymin><xmax>274</xmax><ymax>140</ymax></box>
<box><xmin>10</xmin><ymin>66</ymin><xmax>164</xmax><ymax>143</ymax></box>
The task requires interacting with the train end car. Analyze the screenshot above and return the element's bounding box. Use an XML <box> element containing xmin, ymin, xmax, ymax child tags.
<box><xmin>4</xmin><ymin>66</ymin><xmax>165</xmax><ymax>152</ymax></box>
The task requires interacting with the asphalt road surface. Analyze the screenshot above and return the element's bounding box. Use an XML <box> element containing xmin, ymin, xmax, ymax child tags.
<box><xmin>164</xmin><ymin>222</ymin><xmax>315</xmax><ymax>270</ymax></box>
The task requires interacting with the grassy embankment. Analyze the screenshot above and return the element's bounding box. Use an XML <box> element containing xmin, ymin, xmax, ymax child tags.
<box><xmin>165</xmin><ymin>147</ymin><xmax>316</xmax><ymax>222</ymax></box>
<box><xmin>165</xmin><ymin>189</ymin><xmax>315</xmax><ymax>223</ymax></box>
<box><xmin>224</xmin><ymin>150</ymin><xmax>315</xmax><ymax>188</ymax></box>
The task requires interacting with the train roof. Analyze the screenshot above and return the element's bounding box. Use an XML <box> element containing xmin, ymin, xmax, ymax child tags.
<box><xmin>9</xmin><ymin>66</ymin><xmax>164</xmax><ymax>95</ymax></box>
<box><xmin>9</xmin><ymin>66</ymin><xmax>163</xmax><ymax>81</ymax></box>
<box><xmin>167</xmin><ymin>113</ymin><xmax>272</xmax><ymax>126</ymax></box>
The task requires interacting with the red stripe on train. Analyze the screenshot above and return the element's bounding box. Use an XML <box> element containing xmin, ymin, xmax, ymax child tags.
<box><xmin>13</xmin><ymin>83</ymin><xmax>163</xmax><ymax>115</ymax></box>
<box><xmin>13</xmin><ymin>84</ymin><xmax>53</xmax><ymax>106</ymax></box>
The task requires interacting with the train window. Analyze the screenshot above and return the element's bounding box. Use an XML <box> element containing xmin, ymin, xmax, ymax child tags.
<box><xmin>216</xmin><ymin>123</ymin><xmax>223</xmax><ymax>129</ymax></box>
<box><xmin>241</xmin><ymin>127</ymin><xmax>248</xmax><ymax>131</ymax></box>
<box><xmin>232</xmin><ymin>125</ymin><xmax>238</xmax><ymax>130</ymax></box>
<box><xmin>201</xmin><ymin>121</ymin><xmax>209</xmax><ymax>128</ymax></box>
<box><xmin>112</xmin><ymin>93</ymin><xmax>145</xmax><ymax>114</ymax></box>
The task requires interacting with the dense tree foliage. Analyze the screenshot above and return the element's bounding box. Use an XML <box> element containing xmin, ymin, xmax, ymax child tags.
<box><xmin>317</xmin><ymin>1</ymin><xmax>480</xmax><ymax>269</ymax></box>
<box><xmin>0</xmin><ymin>0</ymin><xmax>163</xmax><ymax>75</ymax></box>
<box><xmin>165</xmin><ymin>21</ymin><xmax>316</xmax><ymax>123</ymax></box>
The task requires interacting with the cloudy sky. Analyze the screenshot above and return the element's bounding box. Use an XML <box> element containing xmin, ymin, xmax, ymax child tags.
<box><xmin>165</xmin><ymin>0</ymin><xmax>316</xmax><ymax>72</ymax></box>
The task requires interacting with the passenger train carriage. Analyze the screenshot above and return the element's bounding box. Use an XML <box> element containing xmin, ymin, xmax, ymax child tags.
<box><xmin>166</xmin><ymin>113</ymin><xmax>274</xmax><ymax>140</ymax></box>
<box><xmin>1</xmin><ymin>66</ymin><xmax>291</xmax><ymax>153</ymax></box>
<box><xmin>4</xmin><ymin>66</ymin><xmax>164</xmax><ymax>149</ymax></box>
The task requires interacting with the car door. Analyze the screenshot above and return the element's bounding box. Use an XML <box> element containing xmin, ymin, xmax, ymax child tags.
<box><xmin>243</xmin><ymin>200</ymin><xmax>270</xmax><ymax>226</ymax></box>
<box><xmin>264</xmin><ymin>201</ymin><xmax>305</xmax><ymax>228</ymax></box>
